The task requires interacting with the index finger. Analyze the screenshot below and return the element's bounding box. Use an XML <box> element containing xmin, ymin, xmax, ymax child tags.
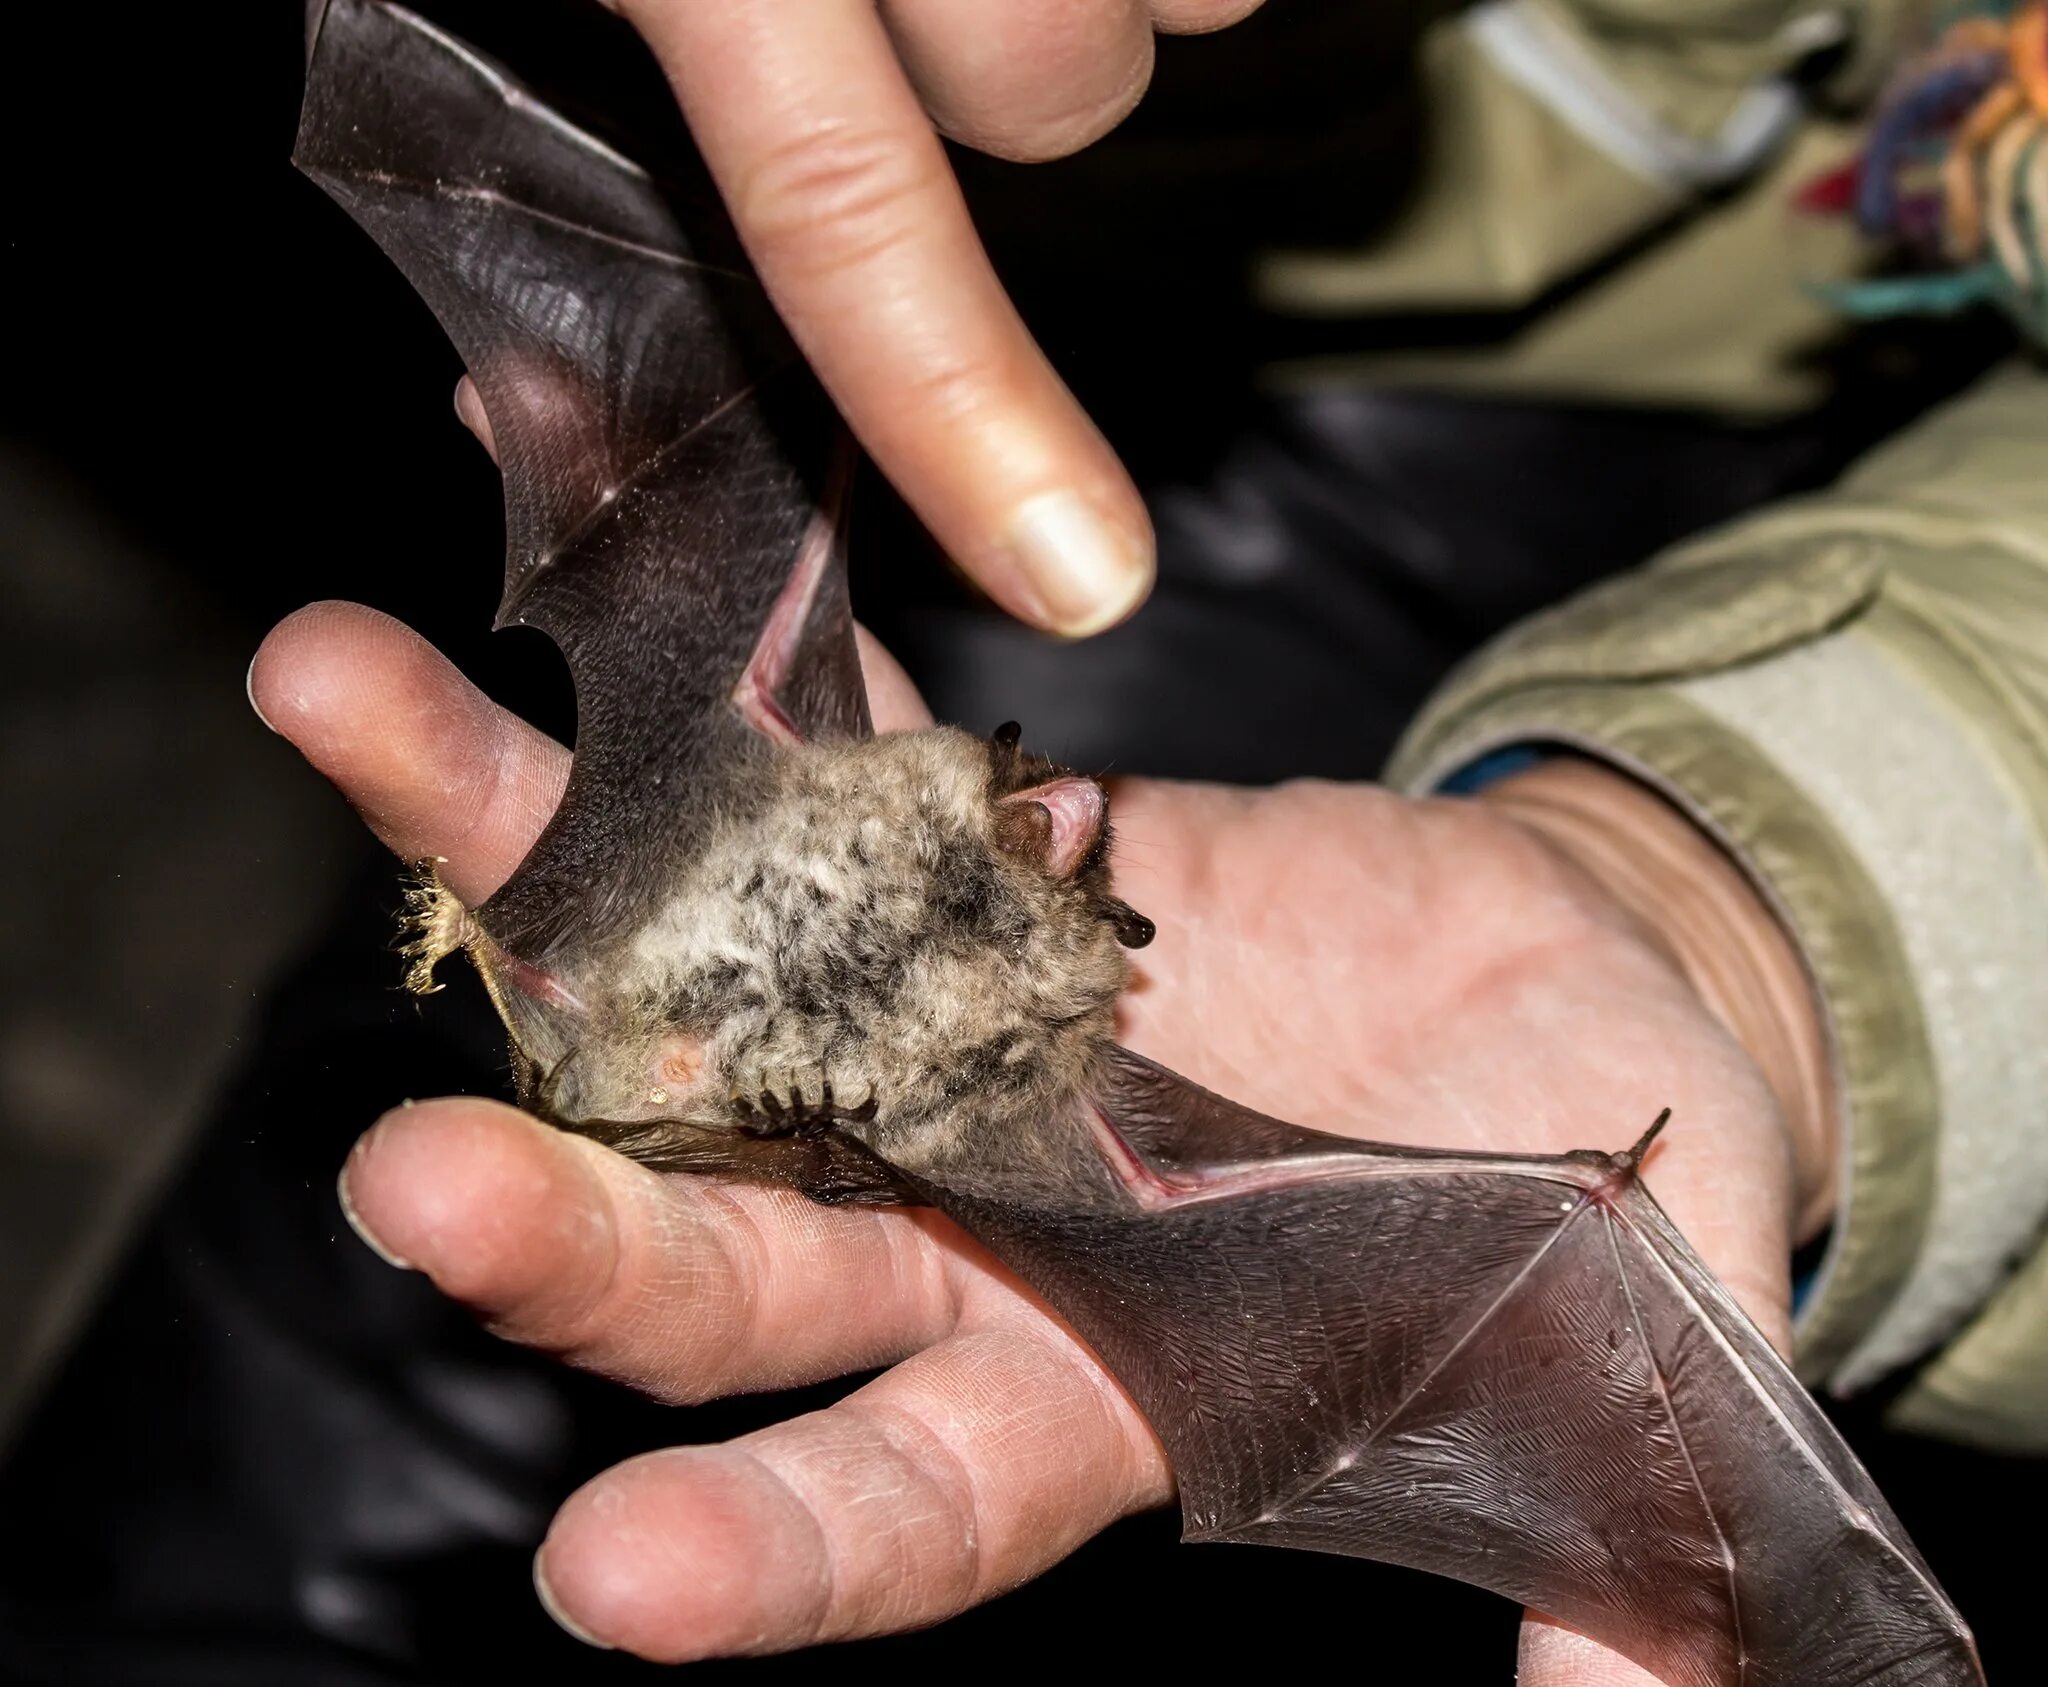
<box><xmin>611</xmin><ymin>0</ymin><xmax>1154</xmax><ymax>636</ymax></box>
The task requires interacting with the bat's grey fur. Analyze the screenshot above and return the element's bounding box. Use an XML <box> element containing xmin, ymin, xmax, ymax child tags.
<box><xmin>415</xmin><ymin>725</ymin><xmax>1149</xmax><ymax>1176</ymax></box>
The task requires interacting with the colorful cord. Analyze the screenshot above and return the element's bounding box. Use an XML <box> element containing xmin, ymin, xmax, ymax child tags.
<box><xmin>1801</xmin><ymin>0</ymin><xmax>2048</xmax><ymax>339</ymax></box>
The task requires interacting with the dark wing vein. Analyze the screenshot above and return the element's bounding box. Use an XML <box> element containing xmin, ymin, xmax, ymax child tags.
<box><xmin>506</xmin><ymin>377</ymin><xmax>767</xmax><ymax>622</ymax></box>
<box><xmin>388</xmin><ymin>5</ymin><xmax>649</xmax><ymax>178</ymax></box>
<box><xmin>1625</xmin><ymin>1208</ymin><xmax>1966</xmax><ymax>1629</ymax></box>
<box><xmin>1837</xmin><ymin>1638</ymin><xmax>1973</xmax><ymax>1687</ymax></box>
<box><xmin>311</xmin><ymin>169</ymin><xmax>754</xmax><ymax>278</ymax></box>
<box><xmin>1247</xmin><ymin>1197</ymin><xmax>1589</xmax><ymax>1526</ymax></box>
<box><xmin>1608</xmin><ymin>1212</ymin><xmax>1745</xmax><ymax>1682</ymax></box>
<box><xmin>304</xmin><ymin>162</ymin><xmax>785</xmax><ymax>620</ymax></box>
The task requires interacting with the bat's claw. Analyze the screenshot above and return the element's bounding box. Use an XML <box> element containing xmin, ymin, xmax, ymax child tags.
<box><xmin>732</xmin><ymin>1055</ymin><xmax>879</xmax><ymax>1132</ymax></box>
<box><xmin>827</xmin><ymin>1077</ymin><xmax>880</xmax><ymax>1125</ymax></box>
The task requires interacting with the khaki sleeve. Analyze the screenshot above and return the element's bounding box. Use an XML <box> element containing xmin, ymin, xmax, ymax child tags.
<box><xmin>1255</xmin><ymin>0</ymin><xmax>1920</xmax><ymax>414</ymax></box>
<box><xmin>1386</xmin><ymin>364</ymin><xmax>2048</xmax><ymax>1452</ymax></box>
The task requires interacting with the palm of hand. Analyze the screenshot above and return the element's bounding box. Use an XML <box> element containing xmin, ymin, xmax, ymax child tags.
<box><xmin>1114</xmin><ymin>778</ymin><xmax>1795</xmax><ymax>1339</ymax></box>
<box><xmin>254</xmin><ymin>605</ymin><xmax>1793</xmax><ymax>1682</ymax></box>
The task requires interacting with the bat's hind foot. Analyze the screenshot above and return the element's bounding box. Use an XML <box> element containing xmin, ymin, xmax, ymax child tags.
<box><xmin>731</xmin><ymin>1056</ymin><xmax>878</xmax><ymax>1133</ymax></box>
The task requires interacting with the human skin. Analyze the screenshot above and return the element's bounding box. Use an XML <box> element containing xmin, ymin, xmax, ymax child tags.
<box><xmin>576</xmin><ymin>0</ymin><xmax>1272</xmax><ymax>637</ymax></box>
<box><xmin>248</xmin><ymin>600</ymin><xmax>1832</xmax><ymax>1687</ymax></box>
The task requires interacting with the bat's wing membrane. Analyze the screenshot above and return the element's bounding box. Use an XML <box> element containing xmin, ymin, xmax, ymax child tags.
<box><xmin>939</xmin><ymin>1049</ymin><xmax>1983</xmax><ymax>1687</ymax></box>
<box><xmin>294</xmin><ymin>0</ymin><xmax>868</xmax><ymax>962</ymax></box>
<box><xmin>294</xmin><ymin>10</ymin><xmax>1980</xmax><ymax>1681</ymax></box>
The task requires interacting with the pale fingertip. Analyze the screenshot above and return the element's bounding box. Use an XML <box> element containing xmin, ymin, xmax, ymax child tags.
<box><xmin>1149</xmin><ymin>0</ymin><xmax>1269</xmax><ymax>35</ymax></box>
<box><xmin>246</xmin><ymin>602</ymin><xmax>344</xmax><ymax>744</ymax></box>
<box><xmin>1519</xmin><ymin>1614</ymin><xmax>1668</xmax><ymax>1685</ymax></box>
<box><xmin>245</xmin><ymin>649</ymin><xmax>277</xmax><ymax>734</ymax></box>
<box><xmin>852</xmin><ymin>624</ymin><xmax>935</xmax><ymax>731</ymax></box>
<box><xmin>249</xmin><ymin>601</ymin><xmax>569</xmax><ymax>903</ymax></box>
<box><xmin>248</xmin><ymin>600</ymin><xmax>426</xmax><ymax>754</ymax></box>
<box><xmin>452</xmin><ymin>375</ymin><xmax>499</xmax><ymax>462</ymax></box>
<box><xmin>540</xmin><ymin>1448</ymin><xmax>832</xmax><ymax>1662</ymax></box>
<box><xmin>336</xmin><ymin>1157</ymin><xmax>415</xmax><ymax>1271</ymax></box>
<box><xmin>1003</xmin><ymin>489</ymin><xmax>1153</xmax><ymax>637</ymax></box>
<box><xmin>877</xmin><ymin>0</ymin><xmax>1157</xmax><ymax>162</ymax></box>
<box><xmin>344</xmin><ymin>1096</ymin><xmax>627</xmax><ymax>1322</ymax></box>
<box><xmin>534</xmin><ymin>1549</ymin><xmax>616</xmax><ymax>1652</ymax></box>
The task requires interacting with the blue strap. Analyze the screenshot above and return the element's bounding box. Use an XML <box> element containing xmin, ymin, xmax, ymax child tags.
<box><xmin>1434</xmin><ymin>745</ymin><xmax>1545</xmax><ymax>795</ymax></box>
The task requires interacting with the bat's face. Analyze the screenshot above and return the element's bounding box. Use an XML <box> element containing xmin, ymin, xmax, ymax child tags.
<box><xmin>467</xmin><ymin>725</ymin><xmax>1153</xmax><ymax>1176</ymax></box>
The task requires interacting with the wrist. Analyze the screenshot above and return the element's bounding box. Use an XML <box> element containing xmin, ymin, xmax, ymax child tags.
<box><xmin>1475</xmin><ymin>757</ymin><xmax>1839</xmax><ymax>1242</ymax></box>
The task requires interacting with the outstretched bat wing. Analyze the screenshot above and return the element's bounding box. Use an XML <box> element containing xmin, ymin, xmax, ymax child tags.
<box><xmin>293</xmin><ymin>10</ymin><xmax>1983</xmax><ymax>1685</ymax></box>
<box><xmin>930</xmin><ymin>1049</ymin><xmax>1983</xmax><ymax>1687</ymax></box>
<box><xmin>294</xmin><ymin>0</ymin><xmax>868</xmax><ymax>963</ymax></box>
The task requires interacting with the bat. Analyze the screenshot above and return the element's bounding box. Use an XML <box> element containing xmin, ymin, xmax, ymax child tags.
<box><xmin>293</xmin><ymin>5</ymin><xmax>1985</xmax><ymax>1683</ymax></box>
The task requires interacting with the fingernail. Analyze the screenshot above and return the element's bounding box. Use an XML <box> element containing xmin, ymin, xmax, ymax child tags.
<box><xmin>534</xmin><ymin>1550</ymin><xmax>614</xmax><ymax>1650</ymax></box>
<box><xmin>246</xmin><ymin>652</ymin><xmax>277</xmax><ymax>734</ymax></box>
<box><xmin>336</xmin><ymin>1162</ymin><xmax>414</xmax><ymax>1270</ymax></box>
<box><xmin>1004</xmin><ymin>491</ymin><xmax>1150</xmax><ymax>637</ymax></box>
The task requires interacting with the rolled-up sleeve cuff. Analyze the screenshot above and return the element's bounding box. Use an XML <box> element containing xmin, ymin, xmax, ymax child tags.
<box><xmin>1386</xmin><ymin>524</ymin><xmax>2048</xmax><ymax>1442</ymax></box>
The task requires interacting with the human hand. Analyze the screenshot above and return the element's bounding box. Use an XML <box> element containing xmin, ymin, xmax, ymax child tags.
<box><xmin>553</xmin><ymin>0</ymin><xmax>1264</xmax><ymax>636</ymax></box>
<box><xmin>249</xmin><ymin>603</ymin><xmax>1831</xmax><ymax>1684</ymax></box>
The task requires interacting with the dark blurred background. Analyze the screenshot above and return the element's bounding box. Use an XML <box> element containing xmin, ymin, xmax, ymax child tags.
<box><xmin>1</xmin><ymin>2</ymin><xmax>2033</xmax><ymax>1681</ymax></box>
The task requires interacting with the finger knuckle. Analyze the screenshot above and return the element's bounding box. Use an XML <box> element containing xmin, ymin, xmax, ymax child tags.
<box><xmin>894</xmin><ymin>341</ymin><xmax>1022</xmax><ymax>430</ymax></box>
<box><xmin>735</xmin><ymin>120</ymin><xmax>941</xmax><ymax>275</ymax></box>
<box><xmin>630</xmin><ymin>1180</ymin><xmax>768</xmax><ymax>1402</ymax></box>
<box><xmin>828</xmin><ymin>1402</ymin><xmax>988</xmax><ymax>1610</ymax></box>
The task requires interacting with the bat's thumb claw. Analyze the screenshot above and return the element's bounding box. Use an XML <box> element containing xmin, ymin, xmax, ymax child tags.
<box><xmin>1613</xmin><ymin>1106</ymin><xmax>1674</xmax><ymax>1172</ymax></box>
<box><xmin>399</xmin><ymin>864</ymin><xmax>471</xmax><ymax>996</ymax></box>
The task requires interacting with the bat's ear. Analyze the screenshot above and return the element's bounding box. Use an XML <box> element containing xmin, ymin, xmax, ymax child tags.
<box><xmin>993</xmin><ymin>777</ymin><xmax>1107</xmax><ymax>878</ymax></box>
<box><xmin>990</xmin><ymin>772</ymin><xmax>1155</xmax><ymax>949</ymax></box>
<box><xmin>982</xmin><ymin>728</ymin><xmax>1154</xmax><ymax>948</ymax></box>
